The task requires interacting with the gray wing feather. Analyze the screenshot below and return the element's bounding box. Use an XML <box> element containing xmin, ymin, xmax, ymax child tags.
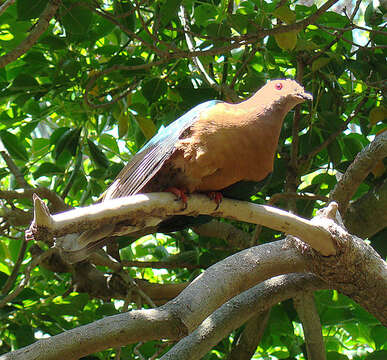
<box><xmin>103</xmin><ymin>100</ymin><xmax>221</xmax><ymax>200</ymax></box>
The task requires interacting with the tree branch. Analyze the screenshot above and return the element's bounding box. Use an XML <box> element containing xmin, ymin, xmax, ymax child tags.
<box><xmin>0</xmin><ymin>187</ymin><xmax>69</xmax><ymax>213</ymax></box>
<box><xmin>160</xmin><ymin>274</ymin><xmax>328</xmax><ymax>360</ymax></box>
<box><xmin>0</xmin><ymin>247</ymin><xmax>57</xmax><ymax>308</ymax></box>
<box><xmin>0</xmin><ymin>238</ymin><xmax>27</xmax><ymax>295</ymax></box>
<box><xmin>227</xmin><ymin>310</ymin><xmax>270</xmax><ymax>360</ymax></box>
<box><xmin>192</xmin><ymin>220</ymin><xmax>251</xmax><ymax>249</ymax></box>
<box><xmin>0</xmin><ymin>0</ymin><xmax>15</xmax><ymax>17</ymax></box>
<box><xmin>0</xmin><ymin>151</ymin><xmax>31</xmax><ymax>188</ymax></box>
<box><xmin>330</xmin><ymin>131</ymin><xmax>387</xmax><ymax>214</ymax></box>
<box><xmin>30</xmin><ymin>193</ymin><xmax>336</xmax><ymax>256</ymax></box>
<box><xmin>302</xmin><ymin>94</ymin><xmax>369</xmax><ymax>168</ymax></box>
<box><xmin>294</xmin><ymin>292</ymin><xmax>326</xmax><ymax>360</ymax></box>
<box><xmin>0</xmin><ymin>0</ymin><xmax>62</xmax><ymax>68</ymax></box>
<box><xmin>2</xmin><ymin>242</ymin><xmax>309</xmax><ymax>360</ymax></box>
<box><xmin>4</xmin><ymin>227</ymin><xmax>387</xmax><ymax>359</ymax></box>
<box><xmin>344</xmin><ymin>176</ymin><xmax>387</xmax><ymax>238</ymax></box>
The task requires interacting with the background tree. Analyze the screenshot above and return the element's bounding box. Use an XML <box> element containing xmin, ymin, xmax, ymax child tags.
<box><xmin>0</xmin><ymin>0</ymin><xmax>386</xmax><ymax>359</ymax></box>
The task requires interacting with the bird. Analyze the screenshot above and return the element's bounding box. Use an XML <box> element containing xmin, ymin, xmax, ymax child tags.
<box><xmin>64</xmin><ymin>79</ymin><xmax>312</xmax><ymax>260</ymax></box>
<box><xmin>104</xmin><ymin>79</ymin><xmax>312</xmax><ymax>203</ymax></box>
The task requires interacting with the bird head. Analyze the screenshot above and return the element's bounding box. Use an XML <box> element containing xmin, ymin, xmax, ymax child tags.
<box><xmin>261</xmin><ymin>79</ymin><xmax>313</xmax><ymax>107</ymax></box>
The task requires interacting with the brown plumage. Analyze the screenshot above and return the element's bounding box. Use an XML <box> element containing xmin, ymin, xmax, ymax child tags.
<box><xmin>105</xmin><ymin>79</ymin><xmax>312</xmax><ymax>200</ymax></box>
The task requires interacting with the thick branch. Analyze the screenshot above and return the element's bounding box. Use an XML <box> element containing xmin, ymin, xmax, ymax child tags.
<box><xmin>0</xmin><ymin>0</ymin><xmax>62</xmax><ymax>68</ymax></box>
<box><xmin>2</xmin><ymin>241</ymin><xmax>307</xmax><ymax>360</ymax></box>
<box><xmin>160</xmin><ymin>274</ymin><xmax>328</xmax><ymax>360</ymax></box>
<box><xmin>330</xmin><ymin>131</ymin><xmax>387</xmax><ymax>214</ymax></box>
<box><xmin>4</xmin><ymin>228</ymin><xmax>387</xmax><ymax>359</ymax></box>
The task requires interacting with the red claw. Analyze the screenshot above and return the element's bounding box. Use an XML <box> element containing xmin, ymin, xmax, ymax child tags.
<box><xmin>207</xmin><ymin>191</ymin><xmax>223</xmax><ymax>210</ymax></box>
<box><xmin>166</xmin><ymin>187</ymin><xmax>188</xmax><ymax>209</ymax></box>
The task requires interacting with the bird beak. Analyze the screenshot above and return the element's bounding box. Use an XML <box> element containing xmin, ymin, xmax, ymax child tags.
<box><xmin>297</xmin><ymin>91</ymin><xmax>313</xmax><ymax>101</ymax></box>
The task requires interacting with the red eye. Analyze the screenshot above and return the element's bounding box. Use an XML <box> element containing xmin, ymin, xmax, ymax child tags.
<box><xmin>275</xmin><ymin>83</ymin><xmax>283</xmax><ymax>90</ymax></box>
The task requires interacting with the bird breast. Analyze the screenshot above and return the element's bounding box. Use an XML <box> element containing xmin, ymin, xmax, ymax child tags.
<box><xmin>171</xmin><ymin>103</ymin><xmax>285</xmax><ymax>192</ymax></box>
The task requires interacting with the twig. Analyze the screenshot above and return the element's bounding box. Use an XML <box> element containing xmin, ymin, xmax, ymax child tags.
<box><xmin>84</xmin><ymin>75</ymin><xmax>140</xmax><ymax>109</ymax></box>
<box><xmin>290</xmin><ymin>61</ymin><xmax>306</xmax><ymax>171</ymax></box>
<box><xmin>302</xmin><ymin>94</ymin><xmax>369</xmax><ymax>167</ymax></box>
<box><xmin>0</xmin><ymin>0</ymin><xmax>62</xmax><ymax>68</ymax></box>
<box><xmin>1</xmin><ymin>238</ymin><xmax>27</xmax><ymax>295</ymax></box>
<box><xmin>317</xmin><ymin>25</ymin><xmax>387</xmax><ymax>49</ymax></box>
<box><xmin>227</xmin><ymin>310</ymin><xmax>271</xmax><ymax>360</ymax></box>
<box><xmin>83</xmin><ymin>62</ymin><xmax>165</xmax><ymax>108</ymax></box>
<box><xmin>269</xmin><ymin>192</ymin><xmax>329</xmax><ymax>205</ymax></box>
<box><xmin>0</xmin><ymin>247</ymin><xmax>57</xmax><ymax>308</ymax></box>
<box><xmin>119</xmin><ymin>271</ymin><xmax>156</xmax><ymax>308</ymax></box>
<box><xmin>349</xmin><ymin>0</ymin><xmax>362</xmax><ymax>22</ymax></box>
<box><xmin>0</xmin><ymin>0</ymin><xmax>15</xmax><ymax>16</ymax></box>
<box><xmin>121</xmin><ymin>260</ymin><xmax>201</xmax><ymax>270</ymax></box>
<box><xmin>178</xmin><ymin>5</ymin><xmax>240</xmax><ymax>102</ymax></box>
<box><xmin>0</xmin><ymin>187</ymin><xmax>69</xmax><ymax>213</ymax></box>
<box><xmin>89</xmin><ymin>4</ymin><xmax>167</xmax><ymax>57</ymax></box>
<box><xmin>178</xmin><ymin>5</ymin><xmax>217</xmax><ymax>88</ymax></box>
<box><xmin>0</xmin><ymin>151</ymin><xmax>31</xmax><ymax>188</ymax></box>
<box><xmin>230</xmin><ymin>45</ymin><xmax>260</xmax><ymax>89</ymax></box>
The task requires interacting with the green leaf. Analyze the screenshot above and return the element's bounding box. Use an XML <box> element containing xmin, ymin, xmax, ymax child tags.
<box><xmin>39</xmin><ymin>35</ymin><xmax>67</xmax><ymax>50</ymax></box>
<box><xmin>31</xmin><ymin>138</ymin><xmax>50</xmax><ymax>157</ymax></box>
<box><xmin>312</xmin><ymin>57</ymin><xmax>331</xmax><ymax>72</ymax></box>
<box><xmin>99</xmin><ymin>134</ymin><xmax>119</xmax><ymax>154</ymax></box>
<box><xmin>50</xmin><ymin>127</ymin><xmax>70</xmax><ymax>145</ymax></box>
<box><xmin>370</xmin><ymin>326</ymin><xmax>387</xmax><ymax>350</ymax></box>
<box><xmin>114</xmin><ymin>0</ymin><xmax>136</xmax><ymax>31</ymax></box>
<box><xmin>0</xmin><ymin>130</ymin><xmax>29</xmax><ymax>161</ymax></box>
<box><xmin>54</xmin><ymin>128</ymin><xmax>82</xmax><ymax>159</ymax></box>
<box><xmin>9</xmin><ymin>323</ymin><xmax>35</xmax><ymax>347</ymax></box>
<box><xmin>0</xmin><ymin>167</ymin><xmax>9</xmax><ymax>180</ymax></box>
<box><xmin>142</xmin><ymin>78</ymin><xmax>167</xmax><ymax>103</ymax></box>
<box><xmin>17</xmin><ymin>0</ymin><xmax>49</xmax><ymax>20</ymax></box>
<box><xmin>135</xmin><ymin>116</ymin><xmax>157</xmax><ymax>139</ymax></box>
<box><xmin>342</xmin><ymin>135</ymin><xmax>365</xmax><ymax>161</ymax></box>
<box><xmin>195</xmin><ymin>4</ymin><xmax>217</xmax><ymax>26</ymax></box>
<box><xmin>60</xmin><ymin>1</ymin><xmax>93</xmax><ymax>38</ymax></box>
<box><xmin>327</xmin><ymin>139</ymin><xmax>342</xmax><ymax>167</ymax></box>
<box><xmin>11</xmin><ymin>74</ymin><xmax>40</xmax><ymax>90</ymax></box>
<box><xmin>327</xmin><ymin>351</ymin><xmax>349</xmax><ymax>360</ymax></box>
<box><xmin>33</xmin><ymin>162</ymin><xmax>64</xmax><ymax>179</ymax></box>
<box><xmin>87</xmin><ymin>139</ymin><xmax>110</xmax><ymax>168</ymax></box>
<box><xmin>62</xmin><ymin>151</ymin><xmax>83</xmax><ymax>197</ymax></box>
<box><xmin>160</xmin><ymin>0</ymin><xmax>182</xmax><ymax>26</ymax></box>
<box><xmin>365</xmin><ymin>3</ymin><xmax>384</xmax><ymax>27</ymax></box>
<box><xmin>366</xmin><ymin>351</ymin><xmax>387</xmax><ymax>360</ymax></box>
<box><xmin>95</xmin><ymin>303</ymin><xmax>117</xmax><ymax>317</ymax></box>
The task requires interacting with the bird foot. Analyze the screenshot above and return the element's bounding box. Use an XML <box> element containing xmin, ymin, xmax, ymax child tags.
<box><xmin>207</xmin><ymin>191</ymin><xmax>223</xmax><ymax>210</ymax></box>
<box><xmin>166</xmin><ymin>187</ymin><xmax>188</xmax><ymax>210</ymax></box>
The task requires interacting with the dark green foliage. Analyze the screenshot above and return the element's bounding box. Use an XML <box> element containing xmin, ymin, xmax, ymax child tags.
<box><xmin>0</xmin><ymin>0</ymin><xmax>385</xmax><ymax>358</ymax></box>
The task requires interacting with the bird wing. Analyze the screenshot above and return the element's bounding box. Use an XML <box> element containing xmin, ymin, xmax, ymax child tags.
<box><xmin>103</xmin><ymin>100</ymin><xmax>221</xmax><ymax>200</ymax></box>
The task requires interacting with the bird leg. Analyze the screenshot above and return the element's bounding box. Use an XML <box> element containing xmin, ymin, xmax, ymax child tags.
<box><xmin>166</xmin><ymin>187</ymin><xmax>188</xmax><ymax>209</ymax></box>
<box><xmin>207</xmin><ymin>191</ymin><xmax>223</xmax><ymax>210</ymax></box>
